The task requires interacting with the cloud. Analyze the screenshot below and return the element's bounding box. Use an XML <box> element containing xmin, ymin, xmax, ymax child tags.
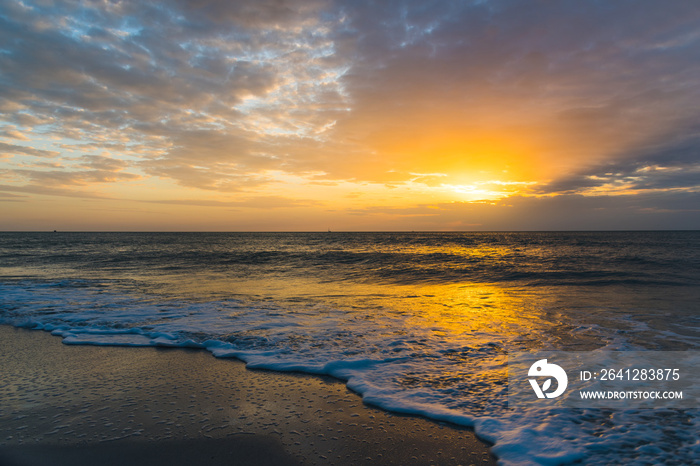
<box><xmin>1</xmin><ymin>0</ymin><xmax>700</xmax><ymax>229</ymax></box>
<box><xmin>0</xmin><ymin>191</ymin><xmax>27</xmax><ymax>201</ymax></box>
<box><xmin>345</xmin><ymin>193</ymin><xmax>700</xmax><ymax>230</ymax></box>
<box><xmin>0</xmin><ymin>142</ymin><xmax>60</xmax><ymax>158</ymax></box>
<box><xmin>6</xmin><ymin>154</ymin><xmax>140</xmax><ymax>188</ymax></box>
<box><xmin>142</xmin><ymin>195</ymin><xmax>322</xmax><ymax>208</ymax></box>
<box><xmin>0</xmin><ymin>0</ymin><xmax>351</xmax><ymax>189</ymax></box>
<box><xmin>11</xmin><ymin>168</ymin><xmax>140</xmax><ymax>187</ymax></box>
<box><xmin>0</xmin><ymin>126</ymin><xmax>30</xmax><ymax>141</ymax></box>
<box><xmin>534</xmin><ymin>130</ymin><xmax>700</xmax><ymax>195</ymax></box>
<box><xmin>74</xmin><ymin>155</ymin><xmax>130</xmax><ymax>171</ymax></box>
<box><xmin>0</xmin><ymin>183</ymin><xmax>114</xmax><ymax>199</ymax></box>
<box><xmin>322</xmin><ymin>1</ymin><xmax>700</xmax><ymax>185</ymax></box>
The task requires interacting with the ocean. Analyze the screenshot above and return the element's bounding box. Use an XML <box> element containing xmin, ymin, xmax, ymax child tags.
<box><xmin>1</xmin><ymin>231</ymin><xmax>698</xmax><ymax>464</ymax></box>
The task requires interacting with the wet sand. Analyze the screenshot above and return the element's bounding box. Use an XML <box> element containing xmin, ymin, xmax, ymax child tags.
<box><xmin>0</xmin><ymin>326</ymin><xmax>495</xmax><ymax>465</ymax></box>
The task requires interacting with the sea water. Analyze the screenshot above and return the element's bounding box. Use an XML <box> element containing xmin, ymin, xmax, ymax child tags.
<box><xmin>1</xmin><ymin>231</ymin><xmax>698</xmax><ymax>464</ymax></box>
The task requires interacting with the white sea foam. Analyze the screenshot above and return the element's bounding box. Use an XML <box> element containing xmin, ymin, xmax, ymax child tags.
<box><xmin>1</xmin><ymin>280</ymin><xmax>698</xmax><ymax>465</ymax></box>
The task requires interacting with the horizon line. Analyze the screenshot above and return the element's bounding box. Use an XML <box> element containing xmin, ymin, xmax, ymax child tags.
<box><xmin>1</xmin><ymin>229</ymin><xmax>698</xmax><ymax>234</ymax></box>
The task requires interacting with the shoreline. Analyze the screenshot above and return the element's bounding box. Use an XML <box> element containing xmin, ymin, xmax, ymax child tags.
<box><xmin>0</xmin><ymin>325</ymin><xmax>496</xmax><ymax>465</ymax></box>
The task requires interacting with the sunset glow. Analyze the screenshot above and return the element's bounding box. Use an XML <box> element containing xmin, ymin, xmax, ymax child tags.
<box><xmin>1</xmin><ymin>1</ymin><xmax>700</xmax><ymax>230</ymax></box>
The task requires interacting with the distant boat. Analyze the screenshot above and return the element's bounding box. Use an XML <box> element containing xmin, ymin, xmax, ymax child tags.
<box><xmin>328</xmin><ymin>228</ymin><xmax>332</xmax><ymax>233</ymax></box>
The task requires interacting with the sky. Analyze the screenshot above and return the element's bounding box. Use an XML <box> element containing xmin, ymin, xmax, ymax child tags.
<box><xmin>1</xmin><ymin>0</ymin><xmax>700</xmax><ymax>231</ymax></box>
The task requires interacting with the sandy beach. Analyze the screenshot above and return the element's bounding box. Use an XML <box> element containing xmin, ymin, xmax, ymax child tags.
<box><xmin>0</xmin><ymin>326</ymin><xmax>495</xmax><ymax>465</ymax></box>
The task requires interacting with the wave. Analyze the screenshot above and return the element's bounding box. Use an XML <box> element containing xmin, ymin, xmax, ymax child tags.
<box><xmin>2</xmin><ymin>231</ymin><xmax>698</xmax><ymax>288</ymax></box>
<box><xmin>2</xmin><ymin>280</ymin><xmax>699</xmax><ymax>464</ymax></box>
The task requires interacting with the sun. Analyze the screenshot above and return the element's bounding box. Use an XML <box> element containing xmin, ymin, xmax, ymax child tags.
<box><xmin>439</xmin><ymin>179</ymin><xmax>535</xmax><ymax>202</ymax></box>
